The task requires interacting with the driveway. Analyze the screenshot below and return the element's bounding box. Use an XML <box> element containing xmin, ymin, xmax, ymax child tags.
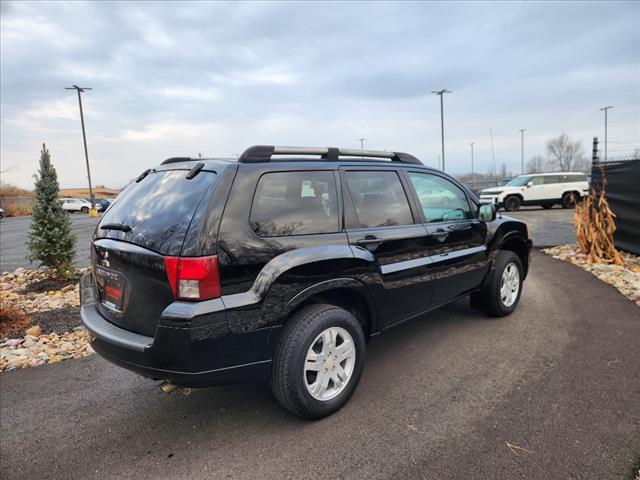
<box><xmin>1</xmin><ymin>252</ymin><xmax>638</xmax><ymax>480</ymax></box>
<box><xmin>0</xmin><ymin>215</ymin><xmax>100</xmax><ymax>272</ymax></box>
<box><xmin>507</xmin><ymin>205</ymin><xmax>576</xmax><ymax>247</ymax></box>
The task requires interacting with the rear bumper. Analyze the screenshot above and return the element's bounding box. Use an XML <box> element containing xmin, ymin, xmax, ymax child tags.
<box><xmin>79</xmin><ymin>273</ymin><xmax>273</xmax><ymax>387</ymax></box>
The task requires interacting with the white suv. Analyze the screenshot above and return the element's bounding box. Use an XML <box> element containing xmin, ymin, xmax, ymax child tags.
<box><xmin>479</xmin><ymin>172</ymin><xmax>589</xmax><ymax>211</ymax></box>
<box><xmin>60</xmin><ymin>198</ymin><xmax>92</xmax><ymax>214</ymax></box>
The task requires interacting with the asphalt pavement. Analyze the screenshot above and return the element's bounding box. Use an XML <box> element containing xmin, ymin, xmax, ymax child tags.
<box><xmin>1</xmin><ymin>252</ymin><xmax>638</xmax><ymax>480</ymax></box>
<box><xmin>0</xmin><ymin>214</ymin><xmax>100</xmax><ymax>272</ymax></box>
<box><xmin>0</xmin><ymin>207</ymin><xmax>574</xmax><ymax>273</ymax></box>
<box><xmin>508</xmin><ymin>205</ymin><xmax>576</xmax><ymax>247</ymax></box>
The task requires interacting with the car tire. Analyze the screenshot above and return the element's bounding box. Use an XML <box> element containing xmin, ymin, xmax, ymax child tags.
<box><xmin>561</xmin><ymin>192</ymin><xmax>577</xmax><ymax>209</ymax></box>
<box><xmin>503</xmin><ymin>196</ymin><xmax>521</xmax><ymax>212</ymax></box>
<box><xmin>80</xmin><ymin>206</ymin><xmax>89</xmax><ymax>214</ymax></box>
<box><xmin>271</xmin><ymin>303</ymin><xmax>366</xmax><ymax>420</ymax></box>
<box><xmin>473</xmin><ymin>250</ymin><xmax>523</xmax><ymax>317</ymax></box>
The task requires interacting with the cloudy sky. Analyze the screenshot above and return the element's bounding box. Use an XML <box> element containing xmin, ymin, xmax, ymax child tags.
<box><xmin>1</xmin><ymin>0</ymin><xmax>638</xmax><ymax>189</ymax></box>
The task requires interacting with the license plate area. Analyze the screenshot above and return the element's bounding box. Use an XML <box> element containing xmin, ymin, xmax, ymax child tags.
<box><xmin>95</xmin><ymin>266</ymin><xmax>126</xmax><ymax>312</ymax></box>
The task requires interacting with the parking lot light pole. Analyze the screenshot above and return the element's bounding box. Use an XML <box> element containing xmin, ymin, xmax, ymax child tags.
<box><xmin>599</xmin><ymin>106</ymin><xmax>613</xmax><ymax>161</ymax></box>
<box><xmin>470</xmin><ymin>142</ymin><xmax>475</xmax><ymax>178</ymax></box>
<box><xmin>358</xmin><ymin>138</ymin><xmax>367</xmax><ymax>151</ymax></box>
<box><xmin>519</xmin><ymin>129</ymin><xmax>526</xmax><ymax>175</ymax></box>
<box><xmin>431</xmin><ymin>89</ymin><xmax>451</xmax><ymax>172</ymax></box>
<box><xmin>65</xmin><ymin>85</ymin><xmax>95</xmax><ymax>212</ymax></box>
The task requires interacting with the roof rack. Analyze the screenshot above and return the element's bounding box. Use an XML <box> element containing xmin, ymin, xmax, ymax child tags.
<box><xmin>161</xmin><ymin>157</ymin><xmax>193</xmax><ymax>165</ymax></box>
<box><xmin>237</xmin><ymin>145</ymin><xmax>422</xmax><ymax>165</ymax></box>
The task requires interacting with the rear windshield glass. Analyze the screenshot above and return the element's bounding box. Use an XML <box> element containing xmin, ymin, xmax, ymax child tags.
<box><xmin>96</xmin><ymin>169</ymin><xmax>216</xmax><ymax>255</ymax></box>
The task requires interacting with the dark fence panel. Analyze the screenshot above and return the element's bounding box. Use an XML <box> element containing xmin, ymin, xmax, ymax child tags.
<box><xmin>591</xmin><ymin>159</ymin><xmax>640</xmax><ymax>255</ymax></box>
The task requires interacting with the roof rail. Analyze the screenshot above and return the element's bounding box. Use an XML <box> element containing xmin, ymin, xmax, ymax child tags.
<box><xmin>161</xmin><ymin>157</ymin><xmax>193</xmax><ymax>165</ymax></box>
<box><xmin>238</xmin><ymin>145</ymin><xmax>422</xmax><ymax>165</ymax></box>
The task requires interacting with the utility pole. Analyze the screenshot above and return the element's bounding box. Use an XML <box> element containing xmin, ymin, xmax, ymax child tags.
<box><xmin>431</xmin><ymin>89</ymin><xmax>451</xmax><ymax>172</ymax></box>
<box><xmin>489</xmin><ymin>127</ymin><xmax>496</xmax><ymax>178</ymax></box>
<box><xmin>358</xmin><ymin>138</ymin><xmax>367</xmax><ymax>150</ymax></box>
<box><xmin>599</xmin><ymin>106</ymin><xmax>613</xmax><ymax>161</ymax></box>
<box><xmin>519</xmin><ymin>129</ymin><xmax>526</xmax><ymax>175</ymax></box>
<box><xmin>470</xmin><ymin>142</ymin><xmax>475</xmax><ymax>178</ymax></box>
<box><xmin>65</xmin><ymin>85</ymin><xmax>94</xmax><ymax>209</ymax></box>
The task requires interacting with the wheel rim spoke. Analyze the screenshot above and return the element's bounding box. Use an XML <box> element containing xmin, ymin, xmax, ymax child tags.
<box><xmin>500</xmin><ymin>262</ymin><xmax>520</xmax><ymax>307</ymax></box>
<box><xmin>304</xmin><ymin>326</ymin><xmax>356</xmax><ymax>401</ymax></box>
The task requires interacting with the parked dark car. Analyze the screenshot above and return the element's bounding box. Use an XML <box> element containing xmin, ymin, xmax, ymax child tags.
<box><xmin>86</xmin><ymin>198</ymin><xmax>112</xmax><ymax>212</ymax></box>
<box><xmin>80</xmin><ymin>145</ymin><xmax>532</xmax><ymax>419</ymax></box>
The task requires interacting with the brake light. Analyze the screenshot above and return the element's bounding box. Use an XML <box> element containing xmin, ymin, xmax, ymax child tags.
<box><xmin>164</xmin><ymin>255</ymin><xmax>221</xmax><ymax>301</ymax></box>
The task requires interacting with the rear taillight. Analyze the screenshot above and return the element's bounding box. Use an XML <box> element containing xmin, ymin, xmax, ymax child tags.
<box><xmin>164</xmin><ymin>255</ymin><xmax>221</xmax><ymax>301</ymax></box>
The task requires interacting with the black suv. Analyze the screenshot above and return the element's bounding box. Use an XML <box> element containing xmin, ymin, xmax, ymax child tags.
<box><xmin>80</xmin><ymin>145</ymin><xmax>532</xmax><ymax>419</ymax></box>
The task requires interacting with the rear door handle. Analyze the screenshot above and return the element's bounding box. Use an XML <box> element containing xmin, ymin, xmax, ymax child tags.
<box><xmin>431</xmin><ymin>229</ymin><xmax>449</xmax><ymax>239</ymax></box>
<box><xmin>356</xmin><ymin>235</ymin><xmax>384</xmax><ymax>247</ymax></box>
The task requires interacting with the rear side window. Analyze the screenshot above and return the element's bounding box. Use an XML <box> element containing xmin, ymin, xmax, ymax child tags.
<box><xmin>344</xmin><ymin>171</ymin><xmax>413</xmax><ymax>228</ymax></box>
<box><xmin>408</xmin><ymin>172</ymin><xmax>472</xmax><ymax>223</ymax></box>
<box><xmin>250</xmin><ymin>171</ymin><xmax>339</xmax><ymax>237</ymax></box>
<box><xmin>543</xmin><ymin>176</ymin><xmax>561</xmax><ymax>184</ymax></box>
<box><xmin>566</xmin><ymin>174</ymin><xmax>587</xmax><ymax>182</ymax></box>
<box><xmin>96</xmin><ymin>170</ymin><xmax>216</xmax><ymax>255</ymax></box>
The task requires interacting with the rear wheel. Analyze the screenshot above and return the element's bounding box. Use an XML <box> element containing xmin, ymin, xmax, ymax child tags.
<box><xmin>80</xmin><ymin>206</ymin><xmax>89</xmax><ymax>214</ymax></box>
<box><xmin>561</xmin><ymin>192</ymin><xmax>577</xmax><ymax>209</ymax></box>
<box><xmin>271</xmin><ymin>303</ymin><xmax>365</xmax><ymax>419</ymax></box>
<box><xmin>504</xmin><ymin>196</ymin><xmax>521</xmax><ymax>212</ymax></box>
<box><xmin>472</xmin><ymin>250</ymin><xmax>523</xmax><ymax>317</ymax></box>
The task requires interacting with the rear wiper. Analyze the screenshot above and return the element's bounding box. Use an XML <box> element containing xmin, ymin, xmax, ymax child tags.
<box><xmin>186</xmin><ymin>162</ymin><xmax>205</xmax><ymax>179</ymax></box>
<box><xmin>100</xmin><ymin>223</ymin><xmax>132</xmax><ymax>232</ymax></box>
<box><xmin>135</xmin><ymin>169</ymin><xmax>152</xmax><ymax>183</ymax></box>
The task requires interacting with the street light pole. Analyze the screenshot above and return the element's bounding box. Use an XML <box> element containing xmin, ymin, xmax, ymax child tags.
<box><xmin>519</xmin><ymin>129</ymin><xmax>526</xmax><ymax>175</ymax></box>
<box><xmin>599</xmin><ymin>106</ymin><xmax>613</xmax><ymax>161</ymax></box>
<box><xmin>470</xmin><ymin>142</ymin><xmax>475</xmax><ymax>178</ymax></box>
<box><xmin>358</xmin><ymin>138</ymin><xmax>367</xmax><ymax>150</ymax></box>
<box><xmin>431</xmin><ymin>89</ymin><xmax>451</xmax><ymax>172</ymax></box>
<box><xmin>65</xmin><ymin>85</ymin><xmax>94</xmax><ymax>208</ymax></box>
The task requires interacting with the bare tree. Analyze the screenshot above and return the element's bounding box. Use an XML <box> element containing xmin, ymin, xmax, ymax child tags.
<box><xmin>498</xmin><ymin>162</ymin><xmax>510</xmax><ymax>179</ymax></box>
<box><xmin>526</xmin><ymin>155</ymin><xmax>548</xmax><ymax>173</ymax></box>
<box><xmin>546</xmin><ymin>133</ymin><xmax>588</xmax><ymax>172</ymax></box>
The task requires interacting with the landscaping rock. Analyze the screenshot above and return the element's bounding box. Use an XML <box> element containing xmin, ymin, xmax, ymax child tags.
<box><xmin>25</xmin><ymin>325</ymin><xmax>42</xmax><ymax>337</ymax></box>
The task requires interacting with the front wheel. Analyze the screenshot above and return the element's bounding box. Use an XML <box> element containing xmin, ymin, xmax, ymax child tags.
<box><xmin>271</xmin><ymin>304</ymin><xmax>365</xmax><ymax>419</ymax></box>
<box><xmin>472</xmin><ymin>250</ymin><xmax>523</xmax><ymax>317</ymax></box>
<box><xmin>503</xmin><ymin>196</ymin><xmax>521</xmax><ymax>212</ymax></box>
<box><xmin>80</xmin><ymin>206</ymin><xmax>89</xmax><ymax>214</ymax></box>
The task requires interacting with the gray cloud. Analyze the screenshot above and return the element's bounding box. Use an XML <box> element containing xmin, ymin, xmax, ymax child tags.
<box><xmin>1</xmin><ymin>0</ymin><xmax>638</xmax><ymax>188</ymax></box>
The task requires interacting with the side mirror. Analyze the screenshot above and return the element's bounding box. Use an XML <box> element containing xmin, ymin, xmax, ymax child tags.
<box><xmin>526</xmin><ymin>181</ymin><xmax>534</xmax><ymax>188</ymax></box>
<box><xmin>478</xmin><ymin>203</ymin><xmax>496</xmax><ymax>222</ymax></box>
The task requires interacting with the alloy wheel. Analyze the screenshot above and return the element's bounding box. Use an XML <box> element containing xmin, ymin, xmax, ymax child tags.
<box><xmin>500</xmin><ymin>262</ymin><xmax>520</xmax><ymax>307</ymax></box>
<box><xmin>303</xmin><ymin>326</ymin><xmax>356</xmax><ymax>401</ymax></box>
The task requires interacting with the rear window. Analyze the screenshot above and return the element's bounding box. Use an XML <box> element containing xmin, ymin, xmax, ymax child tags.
<box><xmin>96</xmin><ymin>169</ymin><xmax>216</xmax><ymax>255</ymax></box>
<box><xmin>344</xmin><ymin>171</ymin><xmax>414</xmax><ymax>228</ymax></box>
<box><xmin>250</xmin><ymin>171</ymin><xmax>339</xmax><ymax>237</ymax></box>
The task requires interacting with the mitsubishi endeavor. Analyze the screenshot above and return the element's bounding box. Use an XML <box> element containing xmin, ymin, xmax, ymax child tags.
<box><xmin>80</xmin><ymin>145</ymin><xmax>532</xmax><ymax>419</ymax></box>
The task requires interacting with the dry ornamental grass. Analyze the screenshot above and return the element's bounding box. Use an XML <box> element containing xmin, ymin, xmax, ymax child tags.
<box><xmin>573</xmin><ymin>167</ymin><xmax>624</xmax><ymax>266</ymax></box>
